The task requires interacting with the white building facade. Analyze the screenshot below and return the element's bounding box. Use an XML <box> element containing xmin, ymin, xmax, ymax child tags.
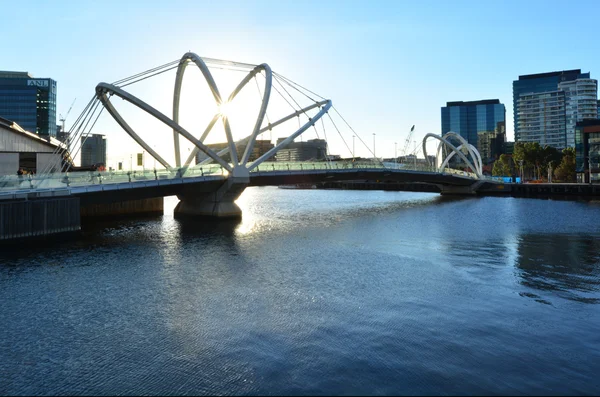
<box><xmin>0</xmin><ymin>116</ymin><xmax>64</xmax><ymax>175</ymax></box>
<box><xmin>517</xmin><ymin>91</ymin><xmax>567</xmax><ymax>149</ymax></box>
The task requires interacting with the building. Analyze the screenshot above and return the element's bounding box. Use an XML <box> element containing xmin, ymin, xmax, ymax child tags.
<box><xmin>81</xmin><ymin>134</ymin><xmax>107</xmax><ymax>167</ymax></box>
<box><xmin>513</xmin><ymin>70</ymin><xmax>597</xmax><ymax>149</ymax></box>
<box><xmin>0</xmin><ymin>116</ymin><xmax>64</xmax><ymax>175</ymax></box>
<box><xmin>195</xmin><ymin>140</ymin><xmax>275</xmax><ymax>164</ymax></box>
<box><xmin>517</xmin><ymin>90</ymin><xmax>566</xmax><ymax>149</ymax></box>
<box><xmin>275</xmin><ymin>138</ymin><xmax>327</xmax><ymax>162</ymax></box>
<box><xmin>575</xmin><ymin>119</ymin><xmax>600</xmax><ymax>183</ymax></box>
<box><xmin>0</xmin><ymin>71</ymin><xmax>57</xmax><ymax>137</ymax></box>
<box><xmin>558</xmin><ymin>77</ymin><xmax>598</xmax><ymax>147</ymax></box>
<box><xmin>441</xmin><ymin>99</ymin><xmax>506</xmax><ymax>165</ymax></box>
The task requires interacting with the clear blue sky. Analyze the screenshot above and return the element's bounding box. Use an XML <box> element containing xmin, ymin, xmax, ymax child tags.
<box><xmin>2</xmin><ymin>0</ymin><xmax>600</xmax><ymax>163</ymax></box>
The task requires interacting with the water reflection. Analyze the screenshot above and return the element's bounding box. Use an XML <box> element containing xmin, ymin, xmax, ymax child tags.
<box><xmin>515</xmin><ymin>234</ymin><xmax>600</xmax><ymax>303</ymax></box>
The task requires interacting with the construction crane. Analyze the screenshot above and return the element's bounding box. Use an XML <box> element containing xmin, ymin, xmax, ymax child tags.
<box><xmin>402</xmin><ymin>125</ymin><xmax>415</xmax><ymax>157</ymax></box>
<box><xmin>59</xmin><ymin>98</ymin><xmax>76</xmax><ymax>144</ymax></box>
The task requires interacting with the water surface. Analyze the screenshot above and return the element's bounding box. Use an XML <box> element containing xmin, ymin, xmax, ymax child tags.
<box><xmin>1</xmin><ymin>188</ymin><xmax>599</xmax><ymax>395</ymax></box>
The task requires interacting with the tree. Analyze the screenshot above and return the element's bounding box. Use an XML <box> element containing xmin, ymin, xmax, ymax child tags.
<box><xmin>540</xmin><ymin>146</ymin><xmax>561</xmax><ymax>181</ymax></box>
<box><xmin>513</xmin><ymin>142</ymin><xmax>561</xmax><ymax>180</ymax></box>
<box><xmin>492</xmin><ymin>154</ymin><xmax>512</xmax><ymax>176</ymax></box>
<box><xmin>554</xmin><ymin>147</ymin><xmax>576</xmax><ymax>183</ymax></box>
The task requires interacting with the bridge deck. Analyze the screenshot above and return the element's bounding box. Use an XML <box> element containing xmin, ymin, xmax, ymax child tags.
<box><xmin>0</xmin><ymin>162</ymin><xmax>489</xmax><ymax>203</ymax></box>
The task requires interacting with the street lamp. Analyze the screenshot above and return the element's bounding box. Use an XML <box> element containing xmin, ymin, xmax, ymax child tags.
<box><xmin>519</xmin><ymin>159</ymin><xmax>524</xmax><ymax>183</ymax></box>
<box><xmin>373</xmin><ymin>133</ymin><xmax>376</xmax><ymax>159</ymax></box>
<box><xmin>394</xmin><ymin>142</ymin><xmax>397</xmax><ymax>168</ymax></box>
<box><xmin>352</xmin><ymin>135</ymin><xmax>355</xmax><ymax>161</ymax></box>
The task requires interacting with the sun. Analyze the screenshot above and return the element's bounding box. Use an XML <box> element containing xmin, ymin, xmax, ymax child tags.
<box><xmin>218</xmin><ymin>101</ymin><xmax>231</xmax><ymax>117</ymax></box>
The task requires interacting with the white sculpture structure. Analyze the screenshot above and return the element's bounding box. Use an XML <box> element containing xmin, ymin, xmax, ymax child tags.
<box><xmin>95</xmin><ymin>52</ymin><xmax>332</xmax><ymax>217</ymax></box>
<box><xmin>96</xmin><ymin>52</ymin><xmax>332</xmax><ymax>177</ymax></box>
<box><xmin>422</xmin><ymin>131</ymin><xmax>483</xmax><ymax>179</ymax></box>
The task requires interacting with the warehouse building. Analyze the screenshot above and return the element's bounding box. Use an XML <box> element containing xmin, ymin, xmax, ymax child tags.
<box><xmin>0</xmin><ymin>116</ymin><xmax>64</xmax><ymax>175</ymax></box>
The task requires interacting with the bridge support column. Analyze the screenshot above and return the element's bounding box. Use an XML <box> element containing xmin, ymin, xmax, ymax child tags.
<box><xmin>439</xmin><ymin>181</ymin><xmax>485</xmax><ymax>196</ymax></box>
<box><xmin>174</xmin><ymin>176</ymin><xmax>249</xmax><ymax>218</ymax></box>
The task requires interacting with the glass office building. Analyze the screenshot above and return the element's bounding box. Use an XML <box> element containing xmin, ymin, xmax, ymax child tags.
<box><xmin>575</xmin><ymin>119</ymin><xmax>600</xmax><ymax>183</ymax></box>
<box><xmin>81</xmin><ymin>134</ymin><xmax>107</xmax><ymax>166</ymax></box>
<box><xmin>441</xmin><ymin>99</ymin><xmax>506</xmax><ymax>164</ymax></box>
<box><xmin>513</xmin><ymin>70</ymin><xmax>595</xmax><ymax>147</ymax></box>
<box><xmin>0</xmin><ymin>71</ymin><xmax>57</xmax><ymax>137</ymax></box>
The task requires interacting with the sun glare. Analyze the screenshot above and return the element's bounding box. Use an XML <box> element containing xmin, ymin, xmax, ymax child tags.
<box><xmin>218</xmin><ymin>101</ymin><xmax>231</xmax><ymax>117</ymax></box>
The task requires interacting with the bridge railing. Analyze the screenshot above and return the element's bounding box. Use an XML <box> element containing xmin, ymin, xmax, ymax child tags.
<box><xmin>0</xmin><ymin>164</ymin><xmax>225</xmax><ymax>193</ymax></box>
<box><xmin>0</xmin><ymin>160</ymin><xmax>485</xmax><ymax>195</ymax></box>
<box><xmin>249</xmin><ymin>161</ymin><xmax>437</xmax><ymax>173</ymax></box>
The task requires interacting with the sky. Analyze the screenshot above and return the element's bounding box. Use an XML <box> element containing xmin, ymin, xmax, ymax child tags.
<box><xmin>2</xmin><ymin>0</ymin><xmax>600</xmax><ymax>168</ymax></box>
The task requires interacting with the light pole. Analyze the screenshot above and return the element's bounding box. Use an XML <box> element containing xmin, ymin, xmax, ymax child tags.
<box><xmin>413</xmin><ymin>140</ymin><xmax>417</xmax><ymax>169</ymax></box>
<box><xmin>352</xmin><ymin>135</ymin><xmax>355</xmax><ymax>161</ymax></box>
<box><xmin>519</xmin><ymin>160</ymin><xmax>524</xmax><ymax>183</ymax></box>
<box><xmin>589</xmin><ymin>150</ymin><xmax>593</xmax><ymax>185</ymax></box>
<box><xmin>394</xmin><ymin>142</ymin><xmax>397</xmax><ymax>168</ymax></box>
<box><xmin>373</xmin><ymin>133</ymin><xmax>376</xmax><ymax>160</ymax></box>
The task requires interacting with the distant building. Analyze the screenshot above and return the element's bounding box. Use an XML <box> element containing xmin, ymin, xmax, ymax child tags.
<box><xmin>504</xmin><ymin>142</ymin><xmax>515</xmax><ymax>155</ymax></box>
<box><xmin>275</xmin><ymin>138</ymin><xmax>327</xmax><ymax>162</ymax></box>
<box><xmin>513</xmin><ymin>70</ymin><xmax>597</xmax><ymax>149</ymax></box>
<box><xmin>195</xmin><ymin>140</ymin><xmax>275</xmax><ymax>164</ymax></box>
<box><xmin>0</xmin><ymin>116</ymin><xmax>64</xmax><ymax>175</ymax></box>
<box><xmin>0</xmin><ymin>71</ymin><xmax>57</xmax><ymax>137</ymax></box>
<box><xmin>81</xmin><ymin>134</ymin><xmax>106</xmax><ymax>166</ymax></box>
<box><xmin>575</xmin><ymin>119</ymin><xmax>600</xmax><ymax>183</ymax></box>
<box><xmin>441</xmin><ymin>99</ymin><xmax>506</xmax><ymax>165</ymax></box>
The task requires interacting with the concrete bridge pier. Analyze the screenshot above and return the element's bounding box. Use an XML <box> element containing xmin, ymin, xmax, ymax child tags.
<box><xmin>439</xmin><ymin>180</ymin><xmax>485</xmax><ymax>196</ymax></box>
<box><xmin>174</xmin><ymin>175</ymin><xmax>249</xmax><ymax>218</ymax></box>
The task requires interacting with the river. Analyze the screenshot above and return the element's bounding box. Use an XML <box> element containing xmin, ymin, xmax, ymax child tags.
<box><xmin>1</xmin><ymin>188</ymin><xmax>599</xmax><ymax>395</ymax></box>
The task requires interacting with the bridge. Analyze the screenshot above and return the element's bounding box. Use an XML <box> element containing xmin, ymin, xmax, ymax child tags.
<box><xmin>0</xmin><ymin>52</ymin><xmax>499</xmax><ymax>240</ymax></box>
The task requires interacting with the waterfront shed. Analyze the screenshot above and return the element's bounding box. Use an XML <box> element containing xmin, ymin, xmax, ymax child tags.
<box><xmin>0</xmin><ymin>116</ymin><xmax>64</xmax><ymax>175</ymax></box>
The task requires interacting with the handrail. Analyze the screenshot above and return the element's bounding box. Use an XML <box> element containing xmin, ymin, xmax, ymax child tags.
<box><xmin>0</xmin><ymin>161</ymin><xmax>481</xmax><ymax>194</ymax></box>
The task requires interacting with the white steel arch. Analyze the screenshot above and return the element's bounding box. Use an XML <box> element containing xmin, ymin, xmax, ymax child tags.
<box><xmin>422</xmin><ymin>132</ymin><xmax>483</xmax><ymax>179</ymax></box>
<box><xmin>173</xmin><ymin>52</ymin><xmax>225</xmax><ymax>167</ymax></box>
<box><xmin>96</xmin><ymin>52</ymin><xmax>330</xmax><ymax>177</ymax></box>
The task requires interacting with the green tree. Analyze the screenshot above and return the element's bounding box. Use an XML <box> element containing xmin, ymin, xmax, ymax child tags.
<box><xmin>554</xmin><ymin>147</ymin><xmax>576</xmax><ymax>182</ymax></box>
<box><xmin>492</xmin><ymin>154</ymin><xmax>512</xmax><ymax>176</ymax></box>
<box><xmin>540</xmin><ymin>146</ymin><xmax>562</xmax><ymax>182</ymax></box>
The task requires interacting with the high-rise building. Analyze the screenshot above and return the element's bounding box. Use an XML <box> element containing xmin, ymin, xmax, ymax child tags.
<box><xmin>558</xmin><ymin>77</ymin><xmax>597</xmax><ymax>147</ymax></box>
<box><xmin>517</xmin><ymin>90</ymin><xmax>566</xmax><ymax>149</ymax></box>
<box><xmin>440</xmin><ymin>99</ymin><xmax>506</xmax><ymax>164</ymax></box>
<box><xmin>513</xmin><ymin>70</ymin><xmax>597</xmax><ymax>149</ymax></box>
<box><xmin>0</xmin><ymin>71</ymin><xmax>57</xmax><ymax>137</ymax></box>
<box><xmin>81</xmin><ymin>134</ymin><xmax>106</xmax><ymax>166</ymax></box>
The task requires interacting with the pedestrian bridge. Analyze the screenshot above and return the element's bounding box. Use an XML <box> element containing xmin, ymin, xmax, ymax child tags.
<box><xmin>0</xmin><ymin>51</ymin><xmax>501</xmax><ymax>239</ymax></box>
<box><xmin>0</xmin><ymin>160</ymin><xmax>497</xmax><ymax>216</ymax></box>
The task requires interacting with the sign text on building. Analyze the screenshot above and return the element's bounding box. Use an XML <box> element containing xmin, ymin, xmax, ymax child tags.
<box><xmin>27</xmin><ymin>80</ymin><xmax>48</xmax><ymax>87</ymax></box>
